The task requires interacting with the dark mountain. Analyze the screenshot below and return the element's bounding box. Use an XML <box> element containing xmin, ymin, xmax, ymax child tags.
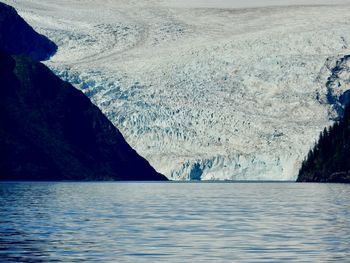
<box><xmin>297</xmin><ymin>103</ymin><xmax>350</xmax><ymax>183</ymax></box>
<box><xmin>0</xmin><ymin>53</ymin><xmax>167</xmax><ymax>180</ymax></box>
<box><xmin>0</xmin><ymin>2</ymin><xmax>57</xmax><ymax>61</ymax></box>
<box><xmin>0</xmin><ymin>2</ymin><xmax>166</xmax><ymax>181</ymax></box>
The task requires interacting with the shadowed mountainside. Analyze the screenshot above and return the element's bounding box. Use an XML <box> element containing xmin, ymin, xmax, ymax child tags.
<box><xmin>0</xmin><ymin>2</ymin><xmax>57</xmax><ymax>60</ymax></box>
<box><xmin>297</xmin><ymin>103</ymin><xmax>350</xmax><ymax>183</ymax></box>
<box><xmin>0</xmin><ymin>53</ymin><xmax>167</xmax><ymax>181</ymax></box>
<box><xmin>0</xmin><ymin>2</ymin><xmax>167</xmax><ymax>181</ymax></box>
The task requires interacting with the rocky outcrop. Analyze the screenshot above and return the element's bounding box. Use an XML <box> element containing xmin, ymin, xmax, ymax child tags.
<box><xmin>0</xmin><ymin>53</ymin><xmax>167</xmax><ymax>180</ymax></box>
<box><xmin>0</xmin><ymin>2</ymin><xmax>57</xmax><ymax>61</ymax></box>
<box><xmin>324</xmin><ymin>55</ymin><xmax>350</xmax><ymax>119</ymax></box>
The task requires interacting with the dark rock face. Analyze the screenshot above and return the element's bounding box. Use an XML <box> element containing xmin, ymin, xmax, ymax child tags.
<box><xmin>0</xmin><ymin>2</ymin><xmax>57</xmax><ymax>61</ymax></box>
<box><xmin>297</xmin><ymin>102</ymin><xmax>350</xmax><ymax>183</ymax></box>
<box><xmin>0</xmin><ymin>53</ymin><xmax>167</xmax><ymax>181</ymax></box>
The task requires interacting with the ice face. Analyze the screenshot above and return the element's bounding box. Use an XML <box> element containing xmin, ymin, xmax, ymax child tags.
<box><xmin>6</xmin><ymin>0</ymin><xmax>350</xmax><ymax>180</ymax></box>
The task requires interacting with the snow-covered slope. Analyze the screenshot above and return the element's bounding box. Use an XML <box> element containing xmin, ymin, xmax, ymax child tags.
<box><xmin>5</xmin><ymin>0</ymin><xmax>350</xmax><ymax>180</ymax></box>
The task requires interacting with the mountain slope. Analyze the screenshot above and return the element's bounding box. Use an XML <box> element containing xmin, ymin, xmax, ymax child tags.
<box><xmin>0</xmin><ymin>53</ymin><xmax>167</xmax><ymax>181</ymax></box>
<box><xmin>297</xmin><ymin>103</ymin><xmax>350</xmax><ymax>183</ymax></box>
<box><xmin>0</xmin><ymin>2</ymin><xmax>57</xmax><ymax>61</ymax></box>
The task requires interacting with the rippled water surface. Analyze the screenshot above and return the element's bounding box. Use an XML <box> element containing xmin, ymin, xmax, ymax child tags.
<box><xmin>1</xmin><ymin>182</ymin><xmax>350</xmax><ymax>262</ymax></box>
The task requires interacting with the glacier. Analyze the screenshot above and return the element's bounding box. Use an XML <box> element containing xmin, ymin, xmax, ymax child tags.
<box><xmin>5</xmin><ymin>0</ymin><xmax>350</xmax><ymax>180</ymax></box>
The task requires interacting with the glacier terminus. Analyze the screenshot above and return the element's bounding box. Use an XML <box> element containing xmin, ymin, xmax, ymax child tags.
<box><xmin>6</xmin><ymin>0</ymin><xmax>350</xmax><ymax>180</ymax></box>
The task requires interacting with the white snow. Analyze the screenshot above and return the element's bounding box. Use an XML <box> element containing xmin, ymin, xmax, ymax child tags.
<box><xmin>5</xmin><ymin>0</ymin><xmax>350</xmax><ymax>180</ymax></box>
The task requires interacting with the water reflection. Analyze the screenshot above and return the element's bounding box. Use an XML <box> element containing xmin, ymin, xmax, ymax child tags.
<box><xmin>1</xmin><ymin>182</ymin><xmax>350</xmax><ymax>262</ymax></box>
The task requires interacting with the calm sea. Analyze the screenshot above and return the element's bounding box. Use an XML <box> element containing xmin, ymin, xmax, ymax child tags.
<box><xmin>1</xmin><ymin>182</ymin><xmax>349</xmax><ymax>262</ymax></box>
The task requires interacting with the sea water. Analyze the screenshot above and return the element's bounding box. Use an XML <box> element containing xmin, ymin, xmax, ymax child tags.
<box><xmin>1</xmin><ymin>182</ymin><xmax>349</xmax><ymax>262</ymax></box>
